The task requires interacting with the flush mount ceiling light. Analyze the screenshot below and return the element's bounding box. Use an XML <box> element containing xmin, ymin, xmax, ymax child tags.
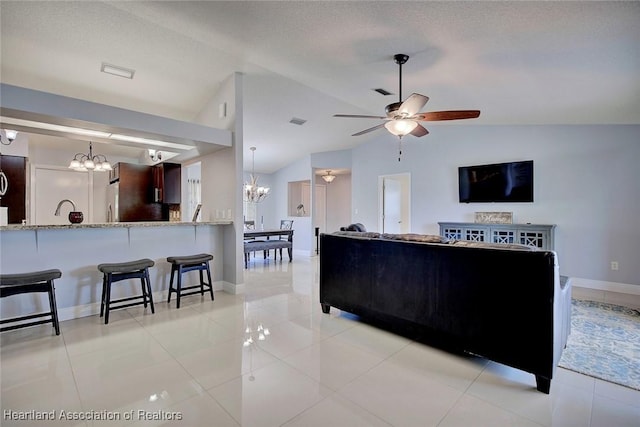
<box><xmin>243</xmin><ymin>146</ymin><xmax>270</xmax><ymax>204</ymax></box>
<box><xmin>321</xmin><ymin>170</ymin><xmax>336</xmax><ymax>184</ymax></box>
<box><xmin>101</xmin><ymin>62</ymin><xmax>135</xmax><ymax>79</ymax></box>
<box><xmin>68</xmin><ymin>141</ymin><xmax>112</xmax><ymax>172</ymax></box>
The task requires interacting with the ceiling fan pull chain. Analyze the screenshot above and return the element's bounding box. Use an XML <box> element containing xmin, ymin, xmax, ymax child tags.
<box><xmin>398</xmin><ymin>138</ymin><xmax>402</xmax><ymax>162</ymax></box>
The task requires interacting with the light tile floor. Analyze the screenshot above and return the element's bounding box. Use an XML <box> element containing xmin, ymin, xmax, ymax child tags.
<box><xmin>1</xmin><ymin>255</ymin><xmax>639</xmax><ymax>427</ymax></box>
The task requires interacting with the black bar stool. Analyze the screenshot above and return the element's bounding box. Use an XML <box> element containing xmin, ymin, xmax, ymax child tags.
<box><xmin>166</xmin><ymin>253</ymin><xmax>214</xmax><ymax>309</ymax></box>
<box><xmin>0</xmin><ymin>269</ymin><xmax>62</xmax><ymax>335</ymax></box>
<box><xmin>98</xmin><ymin>259</ymin><xmax>155</xmax><ymax>324</ymax></box>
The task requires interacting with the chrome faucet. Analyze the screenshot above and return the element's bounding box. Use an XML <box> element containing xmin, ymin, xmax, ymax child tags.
<box><xmin>54</xmin><ymin>199</ymin><xmax>77</xmax><ymax>215</ymax></box>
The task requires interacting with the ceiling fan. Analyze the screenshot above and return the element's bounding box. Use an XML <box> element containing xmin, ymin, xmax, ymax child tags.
<box><xmin>334</xmin><ymin>54</ymin><xmax>481</xmax><ymax>139</ymax></box>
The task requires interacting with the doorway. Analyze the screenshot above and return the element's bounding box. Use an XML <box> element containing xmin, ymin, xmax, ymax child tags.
<box><xmin>378</xmin><ymin>173</ymin><xmax>410</xmax><ymax>233</ymax></box>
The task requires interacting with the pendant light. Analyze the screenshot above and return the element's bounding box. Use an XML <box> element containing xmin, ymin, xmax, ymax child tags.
<box><xmin>321</xmin><ymin>170</ymin><xmax>336</xmax><ymax>184</ymax></box>
<box><xmin>243</xmin><ymin>147</ymin><xmax>270</xmax><ymax>203</ymax></box>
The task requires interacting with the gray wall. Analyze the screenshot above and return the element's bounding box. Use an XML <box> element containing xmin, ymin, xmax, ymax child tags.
<box><xmin>351</xmin><ymin>124</ymin><xmax>640</xmax><ymax>285</ymax></box>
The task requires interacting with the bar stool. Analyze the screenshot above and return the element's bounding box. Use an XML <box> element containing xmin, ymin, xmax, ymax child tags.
<box><xmin>0</xmin><ymin>269</ymin><xmax>62</xmax><ymax>335</ymax></box>
<box><xmin>98</xmin><ymin>259</ymin><xmax>155</xmax><ymax>324</ymax></box>
<box><xmin>166</xmin><ymin>253</ymin><xmax>214</xmax><ymax>309</ymax></box>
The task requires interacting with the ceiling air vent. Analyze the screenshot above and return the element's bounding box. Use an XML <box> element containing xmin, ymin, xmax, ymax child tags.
<box><xmin>289</xmin><ymin>117</ymin><xmax>307</xmax><ymax>126</ymax></box>
<box><xmin>373</xmin><ymin>88</ymin><xmax>393</xmax><ymax>96</ymax></box>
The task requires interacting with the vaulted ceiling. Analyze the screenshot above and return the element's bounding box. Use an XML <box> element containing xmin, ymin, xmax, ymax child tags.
<box><xmin>1</xmin><ymin>1</ymin><xmax>638</xmax><ymax>173</ymax></box>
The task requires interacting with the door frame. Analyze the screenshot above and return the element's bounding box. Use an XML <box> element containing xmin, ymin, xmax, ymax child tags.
<box><xmin>378</xmin><ymin>173</ymin><xmax>411</xmax><ymax>233</ymax></box>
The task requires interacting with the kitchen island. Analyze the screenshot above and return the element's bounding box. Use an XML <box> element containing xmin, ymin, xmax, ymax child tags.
<box><xmin>0</xmin><ymin>221</ymin><xmax>233</xmax><ymax>322</ymax></box>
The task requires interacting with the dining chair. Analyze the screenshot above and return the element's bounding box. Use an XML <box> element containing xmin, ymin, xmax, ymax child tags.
<box><xmin>244</xmin><ymin>220</ymin><xmax>266</xmax><ymax>260</ymax></box>
<box><xmin>278</xmin><ymin>220</ymin><xmax>294</xmax><ymax>241</ymax></box>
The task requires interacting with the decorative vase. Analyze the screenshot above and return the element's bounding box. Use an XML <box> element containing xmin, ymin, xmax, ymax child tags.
<box><xmin>68</xmin><ymin>211</ymin><xmax>84</xmax><ymax>224</ymax></box>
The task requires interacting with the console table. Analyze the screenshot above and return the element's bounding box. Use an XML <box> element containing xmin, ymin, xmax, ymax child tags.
<box><xmin>439</xmin><ymin>222</ymin><xmax>556</xmax><ymax>250</ymax></box>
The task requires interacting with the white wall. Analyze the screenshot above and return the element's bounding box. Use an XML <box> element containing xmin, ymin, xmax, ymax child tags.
<box><xmin>199</xmin><ymin>147</ymin><xmax>236</xmax><ymax>222</ymax></box>
<box><xmin>193</xmin><ymin>72</ymin><xmax>244</xmax><ymax>288</ymax></box>
<box><xmin>352</xmin><ymin>124</ymin><xmax>640</xmax><ymax>286</ymax></box>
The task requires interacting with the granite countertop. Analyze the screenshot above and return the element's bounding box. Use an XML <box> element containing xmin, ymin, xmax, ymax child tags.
<box><xmin>0</xmin><ymin>221</ymin><xmax>233</xmax><ymax>231</ymax></box>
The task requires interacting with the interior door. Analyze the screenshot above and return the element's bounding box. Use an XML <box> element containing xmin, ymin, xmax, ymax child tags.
<box><xmin>382</xmin><ymin>177</ymin><xmax>402</xmax><ymax>233</ymax></box>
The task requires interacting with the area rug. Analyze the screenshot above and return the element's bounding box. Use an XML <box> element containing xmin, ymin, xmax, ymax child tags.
<box><xmin>559</xmin><ymin>299</ymin><xmax>640</xmax><ymax>390</ymax></box>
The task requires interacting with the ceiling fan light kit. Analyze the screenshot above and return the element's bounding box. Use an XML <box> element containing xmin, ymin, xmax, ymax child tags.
<box><xmin>384</xmin><ymin>119</ymin><xmax>418</xmax><ymax>137</ymax></box>
<box><xmin>334</xmin><ymin>53</ymin><xmax>481</xmax><ymax>160</ymax></box>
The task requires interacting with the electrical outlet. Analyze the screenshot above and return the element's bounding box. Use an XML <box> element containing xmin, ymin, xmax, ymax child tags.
<box><xmin>610</xmin><ymin>261</ymin><xmax>619</xmax><ymax>271</ymax></box>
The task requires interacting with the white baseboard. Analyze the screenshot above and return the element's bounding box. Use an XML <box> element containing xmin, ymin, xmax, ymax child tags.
<box><xmin>571</xmin><ymin>277</ymin><xmax>640</xmax><ymax>295</ymax></box>
<box><xmin>571</xmin><ymin>277</ymin><xmax>640</xmax><ymax>310</ymax></box>
<box><xmin>223</xmin><ymin>281</ymin><xmax>245</xmax><ymax>294</ymax></box>
<box><xmin>58</xmin><ymin>280</ymin><xmax>227</xmax><ymax>321</ymax></box>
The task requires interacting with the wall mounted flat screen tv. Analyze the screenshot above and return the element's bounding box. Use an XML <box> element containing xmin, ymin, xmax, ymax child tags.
<box><xmin>459</xmin><ymin>160</ymin><xmax>533</xmax><ymax>203</ymax></box>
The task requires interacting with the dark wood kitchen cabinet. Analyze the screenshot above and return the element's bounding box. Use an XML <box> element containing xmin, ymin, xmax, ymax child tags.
<box><xmin>112</xmin><ymin>162</ymin><xmax>162</xmax><ymax>222</ymax></box>
<box><xmin>0</xmin><ymin>155</ymin><xmax>27</xmax><ymax>224</ymax></box>
<box><xmin>151</xmin><ymin>163</ymin><xmax>181</xmax><ymax>204</ymax></box>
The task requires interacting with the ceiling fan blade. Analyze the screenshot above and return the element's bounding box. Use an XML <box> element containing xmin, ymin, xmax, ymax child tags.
<box><xmin>415</xmin><ymin>110</ymin><xmax>481</xmax><ymax>121</ymax></box>
<box><xmin>398</xmin><ymin>93</ymin><xmax>429</xmax><ymax>117</ymax></box>
<box><xmin>410</xmin><ymin>124</ymin><xmax>429</xmax><ymax>137</ymax></box>
<box><xmin>352</xmin><ymin>123</ymin><xmax>386</xmax><ymax>136</ymax></box>
<box><xmin>334</xmin><ymin>114</ymin><xmax>387</xmax><ymax>119</ymax></box>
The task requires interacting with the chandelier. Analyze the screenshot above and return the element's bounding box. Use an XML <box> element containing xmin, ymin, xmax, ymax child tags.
<box><xmin>68</xmin><ymin>142</ymin><xmax>112</xmax><ymax>172</ymax></box>
<box><xmin>243</xmin><ymin>146</ymin><xmax>270</xmax><ymax>203</ymax></box>
<box><xmin>321</xmin><ymin>170</ymin><xmax>336</xmax><ymax>183</ymax></box>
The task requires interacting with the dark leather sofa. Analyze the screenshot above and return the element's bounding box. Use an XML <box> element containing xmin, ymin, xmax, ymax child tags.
<box><xmin>319</xmin><ymin>231</ymin><xmax>571</xmax><ymax>394</ymax></box>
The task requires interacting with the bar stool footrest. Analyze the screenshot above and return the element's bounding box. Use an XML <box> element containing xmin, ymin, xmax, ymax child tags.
<box><xmin>169</xmin><ymin>284</ymin><xmax>212</xmax><ymax>298</ymax></box>
<box><xmin>107</xmin><ymin>295</ymin><xmax>151</xmax><ymax>311</ymax></box>
<box><xmin>0</xmin><ymin>314</ymin><xmax>57</xmax><ymax>332</ymax></box>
